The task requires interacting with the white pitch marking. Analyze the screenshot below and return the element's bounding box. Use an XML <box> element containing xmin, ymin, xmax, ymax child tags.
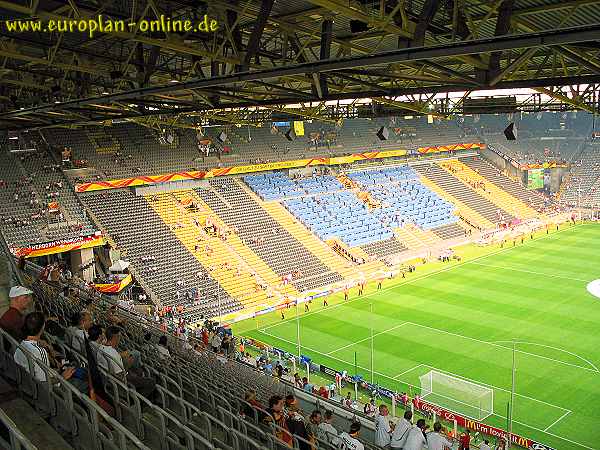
<box><xmin>544</xmin><ymin>410</ymin><xmax>572</xmax><ymax>432</ymax></box>
<box><xmin>326</xmin><ymin>322</ymin><xmax>408</xmax><ymax>355</ymax></box>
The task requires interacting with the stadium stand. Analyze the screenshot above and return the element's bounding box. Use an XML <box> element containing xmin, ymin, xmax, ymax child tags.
<box><xmin>81</xmin><ymin>189</ymin><xmax>238</xmax><ymax>321</ymax></box>
<box><xmin>196</xmin><ymin>178</ymin><xmax>344</xmax><ymax>291</ymax></box>
<box><xmin>0</xmin><ymin>145</ymin><xmax>96</xmax><ymax>248</ymax></box>
<box><xmin>560</xmin><ymin>142</ymin><xmax>600</xmax><ymax>207</ymax></box>
<box><xmin>415</xmin><ymin>163</ymin><xmax>514</xmax><ymax>225</ymax></box>
<box><xmin>0</xmin><ymin>249</ymin><xmax>388</xmax><ymax>450</ymax></box>
<box><xmin>461</xmin><ymin>156</ymin><xmax>547</xmax><ymax>211</ymax></box>
<box><xmin>42</xmin><ymin>118</ymin><xmax>467</xmax><ymax>184</ymax></box>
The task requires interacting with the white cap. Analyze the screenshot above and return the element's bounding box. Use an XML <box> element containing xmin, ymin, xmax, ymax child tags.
<box><xmin>9</xmin><ymin>286</ymin><xmax>33</xmax><ymax>298</ymax></box>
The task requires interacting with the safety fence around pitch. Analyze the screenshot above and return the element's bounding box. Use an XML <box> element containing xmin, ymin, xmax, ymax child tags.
<box><xmin>244</xmin><ymin>336</ymin><xmax>556</xmax><ymax>450</ymax></box>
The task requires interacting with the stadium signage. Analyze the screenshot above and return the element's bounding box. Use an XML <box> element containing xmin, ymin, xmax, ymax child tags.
<box><xmin>412</xmin><ymin>398</ymin><xmax>555</xmax><ymax>450</ymax></box>
<box><xmin>9</xmin><ymin>232</ymin><xmax>104</xmax><ymax>258</ymax></box>
<box><xmin>74</xmin><ymin>143</ymin><xmax>484</xmax><ymax>192</ymax></box>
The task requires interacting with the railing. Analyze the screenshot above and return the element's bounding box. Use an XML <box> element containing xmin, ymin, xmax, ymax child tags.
<box><xmin>0</xmin><ymin>408</ymin><xmax>37</xmax><ymax>450</ymax></box>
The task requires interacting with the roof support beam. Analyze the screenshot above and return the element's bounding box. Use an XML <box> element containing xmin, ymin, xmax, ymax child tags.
<box><xmin>318</xmin><ymin>19</ymin><xmax>333</xmax><ymax>98</ymax></box>
<box><xmin>534</xmin><ymin>87</ymin><xmax>599</xmax><ymax>114</ymax></box>
<box><xmin>3</xmin><ymin>24</ymin><xmax>600</xmax><ymax>119</ymax></box>
<box><xmin>412</xmin><ymin>0</ymin><xmax>441</xmax><ymax>47</ymax></box>
<box><xmin>241</xmin><ymin>0</ymin><xmax>275</xmax><ymax>71</ymax></box>
<box><xmin>488</xmin><ymin>0</ymin><xmax>515</xmax><ymax>82</ymax></box>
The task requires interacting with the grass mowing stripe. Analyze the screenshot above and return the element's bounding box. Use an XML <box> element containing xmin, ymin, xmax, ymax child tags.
<box><xmin>260</xmin><ymin>224</ymin><xmax>584</xmax><ymax>333</ymax></box>
<box><xmin>240</xmin><ymin>224</ymin><xmax>600</xmax><ymax>449</ymax></box>
<box><xmin>469</xmin><ymin>261</ymin><xmax>590</xmax><ymax>282</ymax></box>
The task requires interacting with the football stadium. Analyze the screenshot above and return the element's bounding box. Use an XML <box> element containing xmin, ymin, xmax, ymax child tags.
<box><xmin>1</xmin><ymin>1</ymin><xmax>600</xmax><ymax>450</ymax></box>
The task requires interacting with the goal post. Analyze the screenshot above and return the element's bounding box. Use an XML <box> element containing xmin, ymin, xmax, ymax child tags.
<box><xmin>418</xmin><ymin>370</ymin><xmax>494</xmax><ymax>421</ymax></box>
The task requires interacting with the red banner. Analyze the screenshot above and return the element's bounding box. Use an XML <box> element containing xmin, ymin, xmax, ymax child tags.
<box><xmin>412</xmin><ymin>398</ymin><xmax>554</xmax><ymax>450</ymax></box>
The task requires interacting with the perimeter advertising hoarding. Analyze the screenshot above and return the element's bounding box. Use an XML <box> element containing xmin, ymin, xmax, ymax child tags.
<box><xmin>412</xmin><ymin>398</ymin><xmax>555</xmax><ymax>450</ymax></box>
<box><xmin>527</xmin><ymin>168</ymin><xmax>544</xmax><ymax>190</ymax></box>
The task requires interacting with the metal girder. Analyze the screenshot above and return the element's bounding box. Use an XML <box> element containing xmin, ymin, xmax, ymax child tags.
<box><xmin>534</xmin><ymin>87</ymin><xmax>599</xmax><ymax>114</ymax></box>
<box><xmin>318</xmin><ymin>19</ymin><xmax>333</xmax><ymax>98</ymax></box>
<box><xmin>488</xmin><ymin>0</ymin><xmax>515</xmax><ymax>81</ymax></box>
<box><xmin>489</xmin><ymin>47</ymin><xmax>537</xmax><ymax>86</ymax></box>
<box><xmin>3</xmin><ymin>23</ymin><xmax>600</xmax><ymax>120</ymax></box>
<box><xmin>303</xmin><ymin>0</ymin><xmax>412</xmax><ymax>37</ymax></box>
<box><xmin>412</xmin><ymin>0</ymin><xmax>441</xmax><ymax>47</ymax></box>
<box><xmin>241</xmin><ymin>0</ymin><xmax>275</xmax><ymax>70</ymax></box>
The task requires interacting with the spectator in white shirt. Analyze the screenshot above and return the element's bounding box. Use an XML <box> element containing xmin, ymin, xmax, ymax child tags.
<box><xmin>317</xmin><ymin>410</ymin><xmax>339</xmax><ymax>447</ymax></box>
<box><xmin>390</xmin><ymin>410</ymin><xmax>412</xmax><ymax>448</ymax></box>
<box><xmin>338</xmin><ymin>422</ymin><xmax>364</xmax><ymax>450</ymax></box>
<box><xmin>403</xmin><ymin>419</ymin><xmax>427</xmax><ymax>450</ymax></box>
<box><xmin>426</xmin><ymin>422</ymin><xmax>454</xmax><ymax>450</ymax></box>
<box><xmin>479</xmin><ymin>439</ymin><xmax>492</xmax><ymax>450</ymax></box>
<box><xmin>14</xmin><ymin>312</ymin><xmax>76</xmax><ymax>383</ymax></box>
<box><xmin>66</xmin><ymin>311</ymin><xmax>92</xmax><ymax>354</ymax></box>
<box><xmin>97</xmin><ymin>326</ymin><xmax>156</xmax><ymax>399</ymax></box>
<box><xmin>374</xmin><ymin>405</ymin><xmax>393</xmax><ymax>447</ymax></box>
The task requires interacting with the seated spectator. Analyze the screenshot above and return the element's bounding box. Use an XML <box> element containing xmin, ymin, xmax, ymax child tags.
<box><xmin>0</xmin><ymin>286</ymin><xmax>33</xmax><ymax>342</ymax></box>
<box><xmin>403</xmin><ymin>419</ymin><xmax>427</xmax><ymax>450</ymax></box>
<box><xmin>14</xmin><ymin>312</ymin><xmax>88</xmax><ymax>393</ymax></box>
<box><xmin>65</xmin><ymin>310</ymin><xmax>92</xmax><ymax>354</ymax></box>
<box><xmin>302</xmin><ymin>376</ymin><xmax>314</xmax><ymax>393</ymax></box>
<box><xmin>317</xmin><ymin>410</ymin><xmax>339</xmax><ymax>446</ymax></box>
<box><xmin>87</xmin><ymin>324</ymin><xmax>104</xmax><ymax>355</ymax></box>
<box><xmin>97</xmin><ymin>326</ymin><xmax>156</xmax><ymax>399</ymax></box>
<box><xmin>306</xmin><ymin>410</ymin><xmax>322</xmax><ymax>446</ymax></box>
<box><xmin>241</xmin><ymin>389</ymin><xmax>263</xmax><ymax>420</ymax></box>
<box><xmin>263</xmin><ymin>395</ymin><xmax>293</xmax><ymax>446</ymax></box>
<box><xmin>156</xmin><ymin>335</ymin><xmax>171</xmax><ymax>359</ymax></box>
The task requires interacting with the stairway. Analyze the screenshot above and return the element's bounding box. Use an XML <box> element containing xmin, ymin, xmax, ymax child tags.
<box><xmin>417</xmin><ymin>170</ymin><xmax>494</xmax><ymax>230</ymax></box>
<box><xmin>261</xmin><ymin>199</ymin><xmax>358</xmax><ymax>278</ymax></box>
<box><xmin>393</xmin><ymin>226</ymin><xmax>426</xmax><ymax>249</ymax></box>
<box><xmin>405</xmin><ymin>223</ymin><xmax>441</xmax><ymax>246</ymax></box>
<box><xmin>189</xmin><ymin>189</ymin><xmax>296</xmax><ymax>299</ymax></box>
<box><xmin>146</xmin><ymin>191</ymin><xmax>273</xmax><ymax>312</ymax></box>
<box><xmin>440</xmin><ymin>160</ymin><xmax>537</xmax><ymax>219</ymax></box>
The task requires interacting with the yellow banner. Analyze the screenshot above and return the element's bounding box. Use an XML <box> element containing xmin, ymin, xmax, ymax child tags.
<box><xmin>75</xmin><ymin>144</ymin><xmax>480</xmax><ymax>192</ymax></box>
<box><xmin>293</xmin><ymin>121</ymin><xmax>305</xmax><ymax>137</ymax></box>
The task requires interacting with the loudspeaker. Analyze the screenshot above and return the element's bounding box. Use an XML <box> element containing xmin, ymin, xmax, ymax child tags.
<box><xmin>285</xmin><ymin>129</ymin><xmax>296</xmax><ymax>141</ymax></box>
<box><xmin>217</xmin><ymin>132</ymin><xmax>227</xmax><ymax>143</ymax></box>
<box><xmin>376</xmin><ymin>126</ymin><xmax>390</xmax><ymax>141</ymax></box>
<box><xmin>503</xmin><ymin>123</ymin><xmax>517</xmax><ymax>141</ymax></box>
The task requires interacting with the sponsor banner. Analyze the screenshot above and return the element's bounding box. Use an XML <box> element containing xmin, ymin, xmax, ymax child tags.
<box><xmin>520</xmin><ymin>161</ymin><xmax>567</xmax><ymax>170</ymax></box>
<box><xmin>412</xmin><ymin>398</ymin><xmax>554</xmax><ymax>450</ymax></box>
<box><xmin>320</xmin><ymin>364</ymin><xmax>339</xmax><ymax>377</ymax></box>
<box><xmin>75</xmin><ymin>144</ymin><xmax>481</xmax><ymax>192</ymax></box>
<box><xmin>417</xmin><ymin>143</ymin><xmax>482</xmax><ymax>154</ymax></box>
<box><xmin>94</xmin><ymin>274</ymin><xmax>132</xmax><ymax>293</ymax></box>
<box><xmin>208</xmin><ymin>158</ymin><xmax>327</xmax><ymax>177</ymax></box>
<box><xmin>75</xmin><ymin>170</ymin><xmax>208</xmax><ymax>192</ymax></box>
<box><xmin>10</xmin><ymin>233</ymin><xmax>104</xmax><ymax>258</ymax></box>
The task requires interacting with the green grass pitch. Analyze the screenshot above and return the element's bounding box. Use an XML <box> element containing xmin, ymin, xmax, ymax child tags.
<box><xmin>233</xmin><ymin>223</ymin><xmax>600</xmax><ymax>450</ymax></box>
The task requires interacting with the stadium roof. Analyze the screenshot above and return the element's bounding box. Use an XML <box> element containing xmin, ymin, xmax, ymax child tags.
<box><xmin>1</xmin><ymin>0</ymin><xmax>600</xmax><ymax>129</ymax></box>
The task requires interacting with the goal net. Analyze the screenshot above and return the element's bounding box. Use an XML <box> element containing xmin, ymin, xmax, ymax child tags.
<box><xmin>419</xmin><ymin>370</ymin><xmax>493</xmax><ymax>420</ymax></box>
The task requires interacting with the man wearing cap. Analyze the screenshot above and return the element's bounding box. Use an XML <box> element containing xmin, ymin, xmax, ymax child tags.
<box><xmin>0</xmin><ymin>286</ymin><xmax>33</xmax><ymax>341</ymax></box>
